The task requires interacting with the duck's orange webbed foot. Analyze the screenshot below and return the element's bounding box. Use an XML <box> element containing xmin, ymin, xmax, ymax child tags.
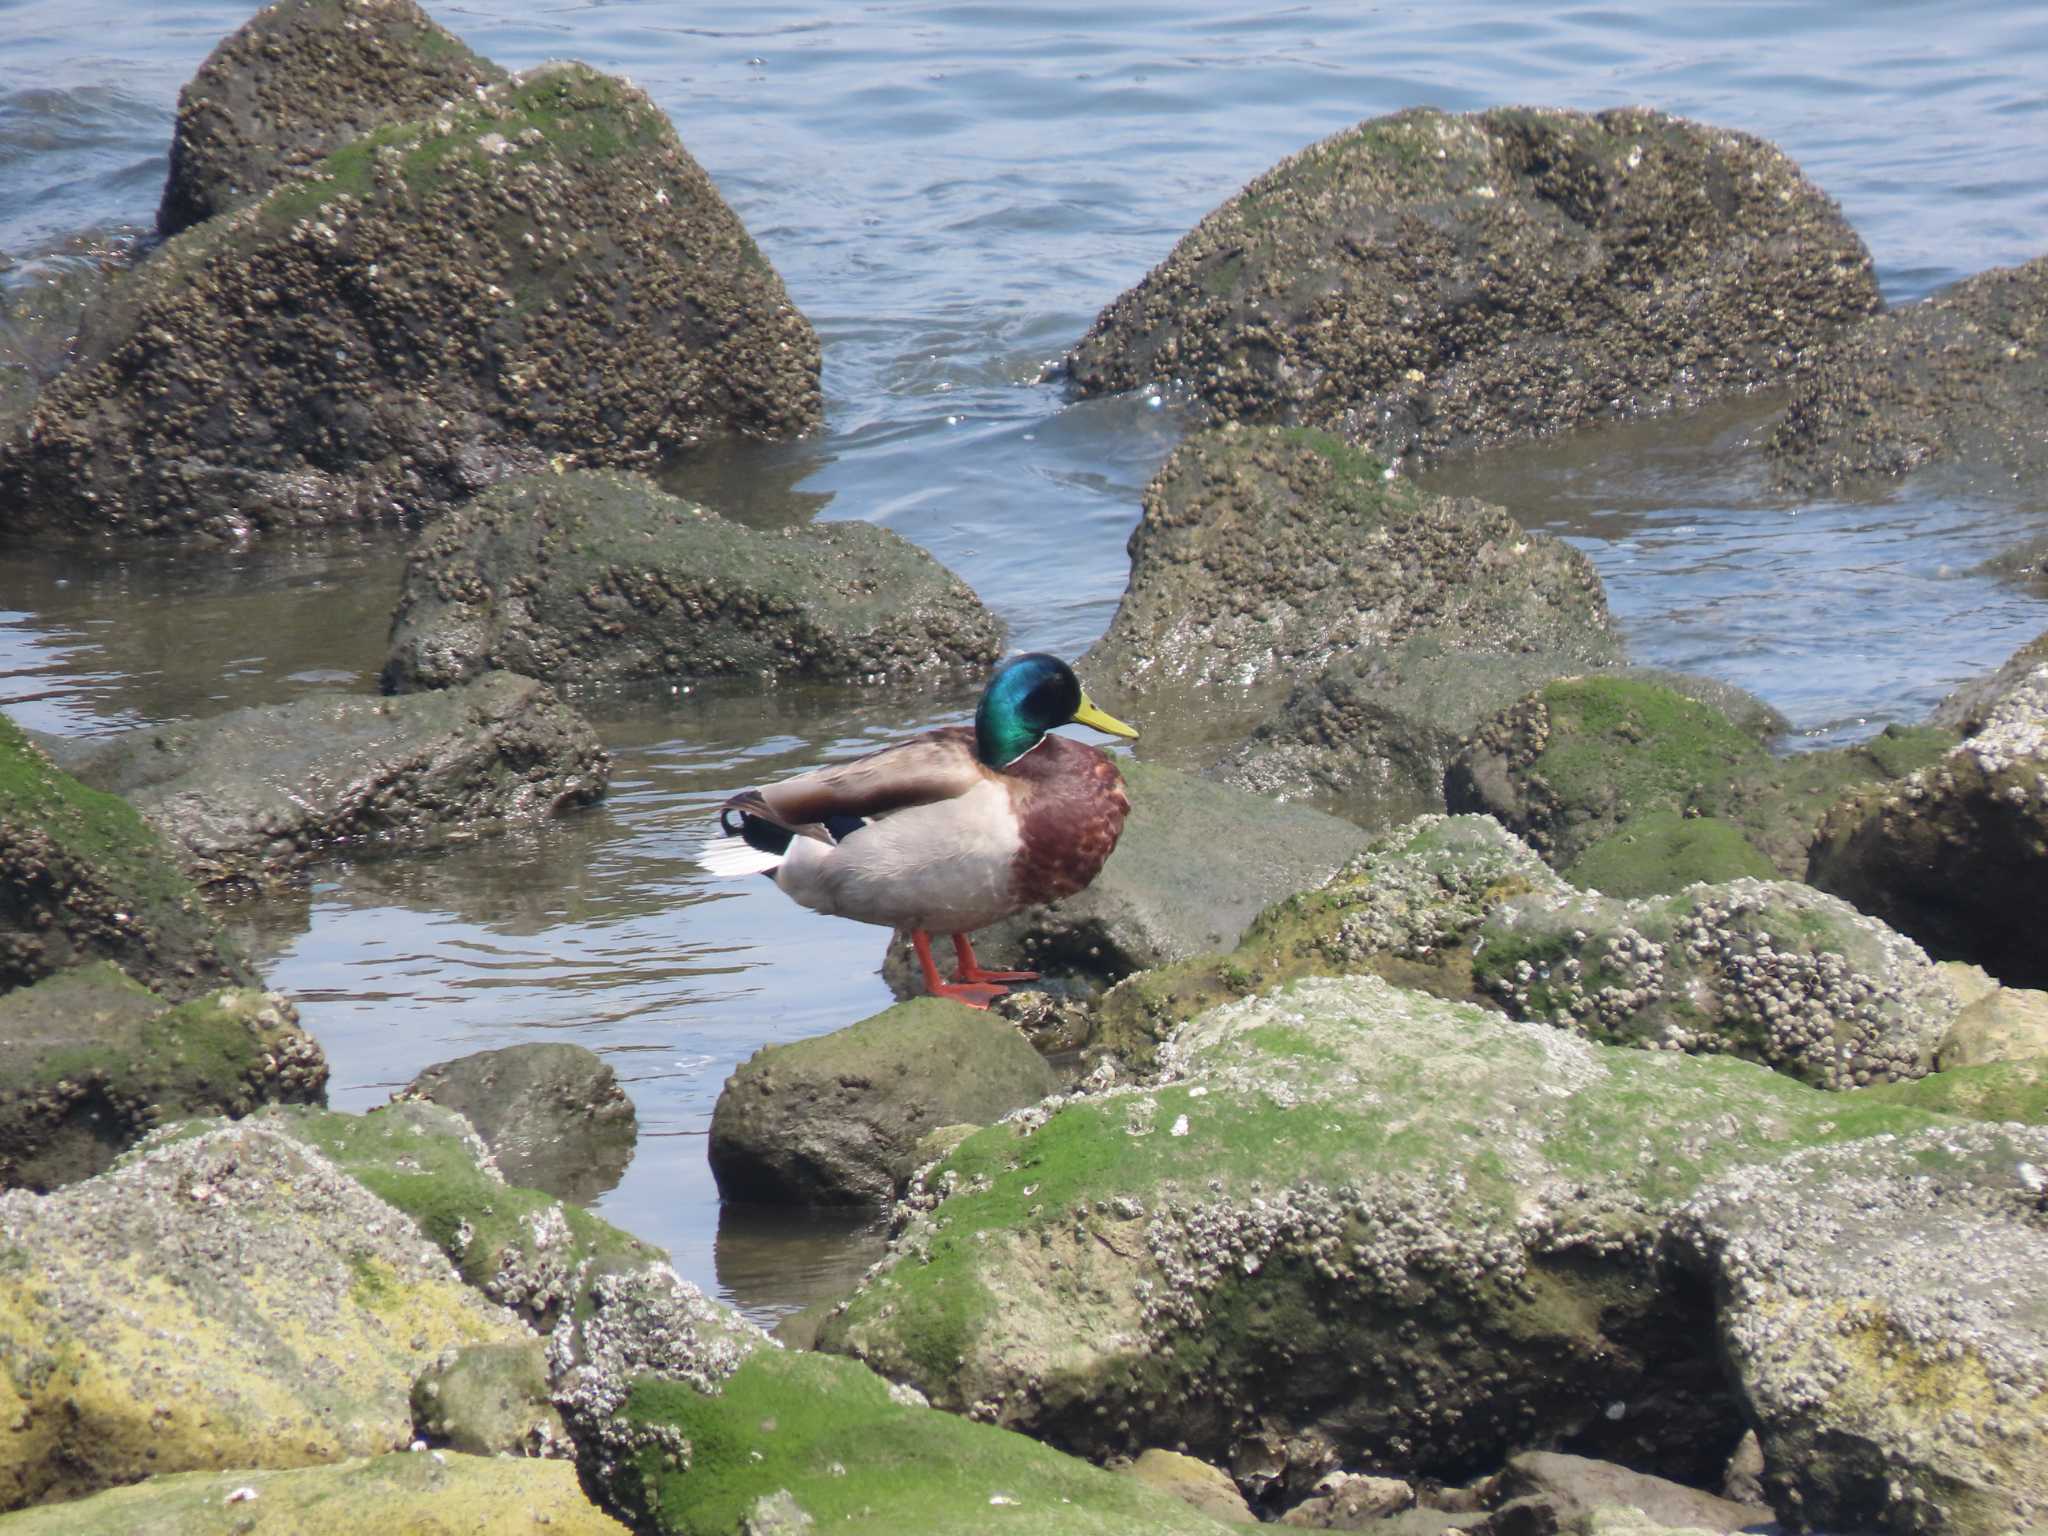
<box><xmin>951</xmin><ymin>933</ymin><xmax>1038</xmax><ymax>985</ymax></box>
<box><xmin>910</xmin><ymin>930</ymin><xmax>1011</xmax><ymax>1008</ymax></box>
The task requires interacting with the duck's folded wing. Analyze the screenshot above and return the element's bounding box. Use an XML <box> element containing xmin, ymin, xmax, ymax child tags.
<box><xmin>748</xmin><ymin>730</ymin><xmax>985</xmax><ymax>835</ymax></box>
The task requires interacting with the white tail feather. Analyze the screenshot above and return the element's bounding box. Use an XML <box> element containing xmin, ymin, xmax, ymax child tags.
<box><xmin>698</xmin><ymin>835</ymin><xmax>783</xmax><ymax>879</ymax></box>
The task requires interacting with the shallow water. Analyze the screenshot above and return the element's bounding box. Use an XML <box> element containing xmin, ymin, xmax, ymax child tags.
<box><xmin>2</xmin><ymin>0</ymin><xmax>2046</xmax><ymax>1320</ymax></box>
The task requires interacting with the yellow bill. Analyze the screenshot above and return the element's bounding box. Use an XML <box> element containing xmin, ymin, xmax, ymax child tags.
<box><xmin>1072</xmin><ymin>691</ymin><xmax>1139</xmax><ymax>740</ymax></box>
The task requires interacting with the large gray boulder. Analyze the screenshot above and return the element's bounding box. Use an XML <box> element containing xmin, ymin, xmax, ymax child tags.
<box><xmin>0</xmin><ymin>63</ymin><xmax>820</xmax><ymax>540</ymax></box>
<box><xmin>403</xmin><ymin>1042</ymin><xmax>636</xmax><ymax>1205</ymax></box>
<box><xmin>55</xmin><ymin>672</ymin><xmax>608</xmax><ymax>892</ymax></box>
<box><xmin>157</xmin><ymin>0</ymin><xmax>508</xmax><ymax>237</ymax></box>
<box><xmin>818</xmin><ymin>974</ymin><xmax>1950</xmax><ymax>1497</ymax></box>
<box><xmin>1667</xmin><ymin>1123</ymin><xmax>2048</xmax><ymax>1534</ymax></box>
<box><xmin>0</xmin><ymin>962</ymin><xmax>326</xmax><ymax>1192</ymax></box>
<box><xmin>883</xmin><ymin>756</ymin><xmax>1373</xmax><ymax>994</ymax></box>
<box><xmin>1080</xmin><ymin>426</ymin><xmax>1618</xmax><ymax>759</ymax></box>
<box><xmin>1065</xmin><ymin>107</ymin><xmax>1878</xmax><ymax>464</ymax></box>
<box><xmin>1809</xmin><ymin>630</ymin><xmax>2048</xmax><ymax>989</ymax></box>
<box><xmin>1</xmin><ymin>712</ymin><xmax>254</xmax><ymax>1002</ymax></box>
<box><xmin>1767</xmin><ymin>255</ymin><xmax>2048</xmax><ymax>493</ymax></box>
<box><xmin>0</xmin><ymin>1120</ymin><xmax>528</xmax><ymax>1512</ymax></box>
<box><xmin>709</xmin><ymin>998</ymin><xmax>1059</xmax><ymax>1205</ymax></box>
<box><xmin>1473</xmin><ymin>877</ymin><xmax>1956</xmax><ymax>1090</ymax></box>
<box><xmin>384</xmin><ymin>470</ymin><xmax>1003</xmax><ymax>693</ymax></box>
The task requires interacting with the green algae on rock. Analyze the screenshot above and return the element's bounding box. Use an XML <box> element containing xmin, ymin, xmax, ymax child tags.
<box><xmin>818</xmin><ymin>974</ymin><xmax>1954</xmax><ymax>1494</ymax></box>
<box><xmin>0</xmin><ymin>1120</ymin><xmax>527</xmax><ymax>1512</ymax></box>
<box><xmin>411</xmin><ymin>1339</ymin><xmax>570</xmax><ymax>1459</ymax></box>
<box><xmin>58</xmin><ymin>672</ymin><xmax>608</xmax><ymax>893</ymax></box>
<box><xmin>1810</xmin><ymin>634</ymin><xmax>2048</xmax><ymax>990</ymax></box>
<box><xmin>1667</xmin><ymin>1122</ymin><xmax>2048</xmax><ymax>1533</ymax></box>
<box><xmin>1850</xmin><ymin>1056</ymin><xmax>2048</xmax><ymax>1126</ymax></box>
<box><xmin>0</xmin><ymin>962</ymin><xmax>326</xmax><ymax>1191</ymax></box>
<box><xmin>550</xmin><ymin>1265</ymin><xmax>1234</xmax><ymax>1536</ymax></box>
<box><xmin>1080</xmin><ymin>427</ymin><xmax>1617</xmax><ymax>757</ymax></box>
<box><xmin>1767</xmin><ymin>255</ymin><xmax>2048</xmax><ymax>493</ymax></box>
<box><xmin>709</xmin><ymin>997</ymin><xmax>1060</xmax><ymax>1206</ymax></box>
<box><xmin>1090</xmin><ymin>813</ymin><xmax>1558</xmax><ymax>1067</ymax></box>
<box><xmin>1065</xmin><ymin>107</ymin><xmax>1878</xmax><ymax>465</ymax></box>
<box><xmin>383</xmin><ymin>470</ymin><xmax>1002</xmax><ymax>694</ymax></box>
<box><xmin>1</xmin><ymin>63</ymin><xmax>820</xmax><ymax>540</ymax></box>
<box><xmin>0</xmin><ymin>1452</ymin><xmax>628</xmax><ymax>1535</ymax></box>
<box><xmin>1447</xmin><ymin>674</ymin><xmax>1957</xmax><ymax>890</ymax></box>
<box><xmin>0</xmin><ymin>712</ymin><xmax>255</xmax><ymax>1001</ymax></box>
<box><xmin>157</xmin><ymin>0</ymin><xmax>510</xmax><ymax>237</ymax></box>
<box><xmin>1473</xmin><ymin>878</ymin><xmax>1954</xmax><ymax>1090</ymax></box>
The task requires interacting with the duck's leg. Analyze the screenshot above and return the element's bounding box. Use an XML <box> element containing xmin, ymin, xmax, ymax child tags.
<box><xmin>951</xmin><ymin>933</ymin><xmax>1038</xmax><ymax>985</ymax></box>
<box><xmin>911</xmin><ymin>929</ymin><xmax>1007</xmax><ymax>1008</ymax></box>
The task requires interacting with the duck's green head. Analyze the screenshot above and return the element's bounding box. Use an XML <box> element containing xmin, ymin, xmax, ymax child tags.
<box><xmin>976</xmin><ymin>653</ymin><xmax>1138</xmax><ymax>768</ymax></box>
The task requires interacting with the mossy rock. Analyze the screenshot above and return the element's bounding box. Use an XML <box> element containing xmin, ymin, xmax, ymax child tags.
<box><xmin>0</xmin><ymin>1122</ymin><xmax>524</xmax><ymax>1511</ymax></box>
<box><xmin>0</xmin><ymin>962</ymin><xmax>327</xmax><ymax>1191</ymax></box>
<box><xmin>598</xmin><ymin>1348</ymin><xmax>1234</xmax><ymax>1535</ymax></box>
<box><xmin>1448</xmin><ymin>676</ymin><xmax>1958</xmax><ymax>889</ymax></box>
<box><xmin>1</xmin><ymin>63</ymin><xmax>819</xmax><ymax>539</ymax></box>
<box><xmin>253</xmin><ymin>1101</ymin><xmax>661</xmax><ymax>1329</ymax></box>
<box><xmin>1066</xmin><ymin>107</ymin><xmax>1876</xmax><ymax>464</ymax></box>
<box><xmin>0</xmin><ymin>713</ymin><xmax>254</xmax><ymax>1001</ymax></box>
<box><xmin>1472</xmin><ymin>878</ymin><xmax>1955</xmax><ymax>1089</ymax></box>
<box><xmin>384</xmin><ymin>470</ymin><xmax>1001</xmax><ymax>694</ymax></box>
<box><xmin>819</xmin><ymin>974</ymin><xmax>1953</xmax><ymax>1493</ymax></box>
<box><xmin>1090</xmin><ymin>813</ymin><xmax>1556</xmax><ymax>1066</ymax></box>
<box><xmin>411</xmin><ymin>1339</ymin><xmax>569</xmax><ymax>1458</ymax></box>
<box><xmin>0</xmin><ymin>1452</ymin><xmax>626</xmax><ymax>1534</ymax></box>
<box><xmin>1850</xmin><ymin>1055</ymin><xmax>2048</xmax><ymax>1125</ymax></box>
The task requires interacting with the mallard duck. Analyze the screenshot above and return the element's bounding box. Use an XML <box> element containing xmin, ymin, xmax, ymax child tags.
<box><xmin>702</xmin><ymin>653</ymin><xmax>1138</xmax><ymax>1006</ymax></box>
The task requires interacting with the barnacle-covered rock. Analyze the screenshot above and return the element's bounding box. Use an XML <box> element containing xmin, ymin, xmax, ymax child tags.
<box><xmin>0</xmin><ymin>962</ymin><xmax>326</xmax><ymax>1191</ymax></box>
<box><xmin>1667</xmin><ymin>1123</ymin><xmax>2048</xmax><ymax>1533</ymax></box>
<box><xmin>0</xmin><ymin>1120</ymin><xmax>526</xmax><ymax>1511</ymax></box>
<box><xmin>1472</xmin><ymin>878</ymin><xmax>1955</xmax><ymax>1089</ymax></box>
<box><xmin>1809</xmin><ymin>630</ymin><xmax>2048</xmax><ymax>989</ymax></box>
<box><xmin>1065</xmin><ymin>108</ymin><xmax>1878</xmax><ymax>464</ymax></box>
<box><xmin>1</xmin><ymin>62</ymin><xmax>820</xmax><ymax>540</ymax></box>
<box><xmin>817</xmin><ymin>973</ymin><xmax>1950</xmax><ymax>1494</ymax></box>
<box><xmin>1767</xmin><ymin>255</ymin><xmax>2048</xmax><ymax>493</ymax></box>
<box><xmin>157</xmin><ymin>0</ymin><xmax>508</xmax><ymax>236</ymax></box>
<box><xmin>1078</xmin><ymin>427</ymin><xmax>1617</xmax><ymax>760</ymax></box>
<box><xmin>383</xmin><ymin>470</ymin><xmax>1001</xmax><ymax>694</ymax></box>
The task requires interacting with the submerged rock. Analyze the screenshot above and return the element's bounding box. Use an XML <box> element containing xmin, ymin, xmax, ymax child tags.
<box><xmin>1081</xmin><ymin>426</ymin><xmax>1617</xmax><ymax>757</ymax></box>
<box><xmin>818</xmin><ymin>974</ymin><xmax>1949</xmax><ymax>1493</ymax></box>
<box><xmin>1809</xmin><ymin>630</ymin><xmax>2048</xmax><ymax>989</ymax></box>
<box><xmin>0</xmin><ymin>962</ymin><xmax>326</xmax><ymax>1191</ymax></box>
<box><xmin>551</xmin><ymin>1263</ymin><xmax>1234</xmax><ymax>1535</ymax></box>
<box><xmin>57</xmin><ymin>672</ymin><xmax>608</xmax><ymax>893</ymax></box>
<box><xmin>0</xmin><ymin>712</ymin><xmax>254</xmax><ymax>1001</ymax></box>
<box><xmin>1668</xmin><ymin>1123</ymin><xmax>2048</xmax><ymax>1534</ymax></box>
<box><xmin>157</xmin><ymin>0</ymin><xmax>508</xmax><ymax>237</ymax></box>
<box><xmin>1066</xmin><ymin>107</ymin><xmax>1877</xmax><ymax>464</ymax></box>
<box><xmin>411</xmin><ymin>1339</ymin><xmax>570</xmax><ymax>1460</ymax></box>
<box><xmin>1</xmin><ymin>63</ymin><xmax>820</xmax><ymax>540</ymax></box>
<box><xmin>1473</xmin><ymin>878</ymin><xmax>1955</xmax><ymax>1090</ymax></box>
<box><xmin>403</xmin><ymin>1043</ymin><xmax>636</xmax><ymax>1205</ymax></box>
<box><xmin>1767</xmin><ymin>255</ymin><xmax>2048</xmax><ymax>493</ymax></box>
<box><xmin>383</xmin><ymin>470</ymin><xmax>1001</xmax><ymax>694</ymax></box>
<box><xmin>0</xmin><ymin>1120</ymin><xmax>526</xmax><ymax>1512</ymax></box>
<box><xmin>0</xmin><ymin>1453</ymin><xmax>628</xmax><ymax>1535</ymax></box>
<box><xmin>882</xmin><ymin>756</ymin><xmax>1372</xmax><ymax>995</ymax></box>
<box><xmin>709</xmin><ymin>998</ymin><xmax>1059</xmax><ymax>1206</ymax></box>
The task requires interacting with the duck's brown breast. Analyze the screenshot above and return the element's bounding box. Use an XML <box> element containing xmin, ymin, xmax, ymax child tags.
<box><xmin>1005</xmin><ymin>736</ymin><xmax>1131</xmax><ymax>906</ymax></box>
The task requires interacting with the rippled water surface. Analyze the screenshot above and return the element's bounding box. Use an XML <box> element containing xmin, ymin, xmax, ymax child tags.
<box><xmin>2</xmin><ymin>0</ymin><xmax>2045</xmax><ymax>1317</ymax></box>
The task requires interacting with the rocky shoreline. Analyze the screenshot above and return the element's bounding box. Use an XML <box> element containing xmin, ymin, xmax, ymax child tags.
<box><xmin>3</xmin><ymin>1</ymin><xmax>2047</xmax><ymax>1533</ymax></box>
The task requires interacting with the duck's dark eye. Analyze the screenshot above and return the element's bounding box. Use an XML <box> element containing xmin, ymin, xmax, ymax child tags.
<box><xmin>1027</xmin><ymin>670</ymin><xmax>1079</xmax><ymax>722</ymax></box>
